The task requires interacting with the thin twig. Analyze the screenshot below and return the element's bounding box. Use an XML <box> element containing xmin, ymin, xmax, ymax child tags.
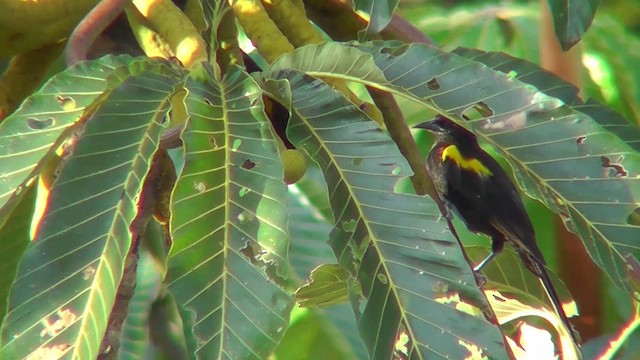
<box><xmin>66</xmin><ymin>0</ymin><xmax>131</xmax><ymax>65</ymax></box>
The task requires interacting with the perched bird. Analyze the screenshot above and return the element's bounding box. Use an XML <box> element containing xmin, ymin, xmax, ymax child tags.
<box><xmin>414</xmin><ymin>115</ymin><xmax>580</xmax><ymax>350</ymax></box>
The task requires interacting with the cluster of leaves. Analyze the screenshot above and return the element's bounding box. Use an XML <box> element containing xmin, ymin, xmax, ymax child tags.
<box><xmin>0</xmin><ymin>0</ymin><xmax>638</xmax><ymax>359</ymax></box>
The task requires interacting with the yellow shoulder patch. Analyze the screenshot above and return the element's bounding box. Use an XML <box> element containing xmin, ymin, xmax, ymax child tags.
<box><xmin>441</xmin><ymin>145</ymin><xmax>493</xmax><ymax>177</ymax></box>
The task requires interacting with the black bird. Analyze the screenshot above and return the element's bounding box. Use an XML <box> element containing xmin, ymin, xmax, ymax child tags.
<box><xmin>415</xmin><ymin>115</ymin><xmax>580</xmax><ymax>351</ymax></box>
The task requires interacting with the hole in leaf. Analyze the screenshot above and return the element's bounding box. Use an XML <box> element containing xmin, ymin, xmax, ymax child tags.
<box><xmin>431</xmin><ymin>281</ymin><xmax>448</xmax><ymax>294</ymax></box>
<box><xmin>239</xmin><ymin>240</ymin><xmax>261</xmax><ymax>266</ymax></box>
<box><xmin>231</xmin><ymin>139</ymin><xmax>242</xmax><ymax>152</ymax></box>
<box><xmin>474</xmin><ymin>101</ymin><xmax>494</xmax><ymax>117</ymax></box>
<box><xmin>342</xmin><ymin>219</ymin><xmax>357</xmax><ymax>233</ymax></box>
<box><xmin>377</xmin><ymin>273</ymin><xmax>388</xmax><ymax>284</ymax></box>
<box><xmin>242</xmin><ymin>159</ymin><xmax>256</xmax><ymax>169</ymax></box>
<box><xmin>462</xmin><ymin>102</ymin><xmax>494</xmax><ymax>121</ymax></box>
<box><xmin>55</xmin><ymin>95</ymin><xmax>76</xmax><ymax>111</ymax></box>
<box><xmin>427</xmin><ymin>77</ymin><xmax>440</xmax><ymax>90</ymax></box>
<box><xmin>82</xmin><ymin>266</ymin><xmax>96</xmax><ymax>280</ymax></box>
<box><xmin>507</xmin><ymin>70</ymin><xmax>518</xmax><ymax>79</ymax></box>
<box><xmin>394</xmin><ymin>324</ymin><xmax>411</xmax><ymax>358</ymax></box>
<box><xmin>627</xmin><ymin>207</ymin><xmax>640</xmax><ymax>226</ymax></box>
<box><xmin>380</xmin><ymin>44</ymin><xmax>410</xmax><ymax>56</ymax></box>
<box><xmin>194</xmin><ymin>181</ymin><xmax>206</xmax><ymax>193</ymax></box>
<box><xmin>239</xmin><ymin>187</ymin><xmax>251</xmax><ymax>197</ymax></box>
<box><xmin>352</xmin><ymin>157</ymin><xmax>363</xmax><ymax>166</ymax></box>
<box><xmin>576</xmin><ymin>136</ymin><xmax>586</xmax><ymax>145</ymax></box>
<box><xmin>391</xmin><ymin>166</ymin><xmax>402</xmax><ymax>175</ymax></box>
<box><xmin>203</xmin><ymin>97</ymin><xmax>213</xmax><ymax>106</ymax></box>
<box><xmin>26</xmin><ymin>117</ymin><xmax>55</xmax><ymax>130</ymax></box>
<box><xmin>601</xmin><ymin>156</ymin><xmax>628</xmax><ymax>177</ymax></box>
<box><xmin>237</xmin><ymin>211</ymin><xmax>255</xmax><ymax>223</ymax></box>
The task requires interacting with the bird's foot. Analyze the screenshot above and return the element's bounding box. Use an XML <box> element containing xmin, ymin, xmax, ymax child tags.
<box><xmin>473</xmin><ymin>271</ymin><xmax>487</xmax><ymax>288</ymax></box>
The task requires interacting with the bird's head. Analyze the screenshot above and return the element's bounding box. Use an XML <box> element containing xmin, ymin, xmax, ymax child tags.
<box><xmin>414</xmin><ymin>115</ymin><xmax>477</xmax><ymax>144</ymax></box>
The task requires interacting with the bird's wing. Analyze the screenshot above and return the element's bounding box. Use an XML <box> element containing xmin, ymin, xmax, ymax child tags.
<box><xmin>441</xmin><ymin>152</ymin><xmax>543</xmax><ymax>262</ymax></box>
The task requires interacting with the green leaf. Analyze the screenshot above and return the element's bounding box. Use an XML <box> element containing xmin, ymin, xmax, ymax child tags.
<box><xmin>295</xmin><ymin>264</ymin><xmax>357</xmax><ymax>308</ymax></box>
<box><xmin>452</xmin><ymin>47</ymin><xmax>640</xmax><ymax>292</ymax></box>
<box><xmin>167</xmin><ymin>64</ymin><xmax>292</xmax><ymax>359</ymax></box>
<box><xmin>0</xmin><ymin>56</ymin><xmax>181</xmax><ymax>211</ymax></box>
<box><xmin>546</xmin><ymin>0</ymin><xmax>600</xmax><ymax>50</ymax></box>
<box><xmin>584</xmin><ymin>16</ymin><xmax>640</xmax><ymax>124</ymax></box>
<box><xmin>354</xmin><ymin>0</ymin><xmax>399</xmax><ymax>39</ymax></box>
<box><xmin>0</xmin><ymin>67</ymin><xmax>182</xmax><ymax>359</ymax></box>
<box><xmin>118</xmin><ymin>214</ymin><xmax>175</xmax><ymax>360</ymax></box>
<box><xmin>274</xmin><ymin>307</ymin><xmax>355</xmax><ymax>360</ymax></box>
<box><xmin>401</xmin><ymin>3</ymin><xmax>540</xmax><ymax>61</ymax></box>
<box><xmin>287</xmin><ymin>187</ymin><xmax>368</xmax><ymax>358</ymax></box>
<box><xmin>118</xmin><ymin>249</ymin><xmax>165</xmax><ymax>360</ymax></box>
<box><xmin>262</xmin><ymin>70</ymin><xmax>509</xmax><ymax>359</ymax></box>
<box><xmin>0</xmin><ymin>182</ymin><xmax>36</xmax><ymax>326</ymax></box>
<box><xmin>268</xmin><ymin>41</ymin><xmax>640</xmax><ymax>295</ymax></box>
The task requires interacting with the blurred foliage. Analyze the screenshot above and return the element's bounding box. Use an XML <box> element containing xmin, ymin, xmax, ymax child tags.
<box><xmin>0</xmin><ymin>0</ymin><xmax>639</xmax><ymax>359</ymax></box>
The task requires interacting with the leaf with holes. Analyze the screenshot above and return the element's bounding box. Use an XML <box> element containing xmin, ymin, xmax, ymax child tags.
<box><xmin>166</xmin><ymin>64</ymin><xmax>292</xmax><ymax>359</ymax></box>
<box><xmin>0</xmin><ymin>68</ymin><xmax>182</xmax><ymax>359</ymax></box>
<box><xmin>0</xmin><ymin>56</ymin><xmax>183</xmax><ymax>211</ymax></box>
<box><xmin>262</xmin><ymin>69</ymin><xmax>510</xmax><ymax>359</ymax></box>
<box><xmin>267</xmin><ymin>41</ymin><xmax>640</xmax><ymax>296</ymax></box>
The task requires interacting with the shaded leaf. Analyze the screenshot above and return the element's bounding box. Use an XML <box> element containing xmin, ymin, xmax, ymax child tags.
<box><xmin>267</xmin><ymin>41</ymin><xmax>640</xmax><ymax>295</ymax></box>
<box><xmin>584</xmin><ymin>16</ymin><xmax>640</xmax><ymax>124</ymax></box>
<box><xmin>0</xmin><ymin>182</ymin><xmax>36</xmax><ymax>326</ymax></box>
<box><xmin>167</xmin><ymin>65</ymin><xmax>292</xmax><ymax>359</ymax></box>
<box><xmin>0</xmin><ymin>67</ymin><xmax>181</xmax><ymax>359</ymax></box>
<box><xmin>117</xmin><ymin>249</ymin><xmax>165</xmax><ymax>360</ymax></box>
<box><xmin>262</xmin><ymin>69</ymin><xmax>510</xmax><ymax>359</ymax></box>
<box><xmin>296</xmin><ymin>264</ymin><xmax>357</xmax><ymax>308</ymax></box>
<box><xmin>287</xmin><ymin>187</ymin><xmax>368</xmax><ymax>358</ymax></box>
<box><xmin>354</xmin><ymin>0</ymin><xmax>399</xmax><ymax>39</ymax></box>
<box><xmin>546</xmin><ymin>0</ymin><xmax>600</xmax><ymax>50</ymax></box>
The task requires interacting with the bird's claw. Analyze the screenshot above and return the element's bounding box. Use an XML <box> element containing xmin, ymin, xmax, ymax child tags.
<box><xmin>473</xmin><ymin>271</ymin><xmax>487</xmax><ymax>288</ymax></box>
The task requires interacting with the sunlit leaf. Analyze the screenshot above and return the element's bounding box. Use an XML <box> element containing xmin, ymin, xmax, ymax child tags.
<box><xmin>295</xmin><ymin>264</ymin><xmax>356</xmax><ymax>308</ymax></box>
<box><xmin>1</xmin><ymin>67</ymin><xmax>182</xmax><ymax>359</ymax></box>
<box><xmin>0</xmin><ymin>56</ymin><xmax>182</xmax><ymax>210</ymax></box>
<box><xmin>167</xmin><ymin>64</ymin><xmax>292</xmax><ymax>359</ymax></box>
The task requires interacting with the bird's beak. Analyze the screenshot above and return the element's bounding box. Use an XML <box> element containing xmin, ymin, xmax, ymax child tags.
<box><xmin>413</xmin><ymin>120</ymin><xmax>440</xmax><ymax>132</ymax></box>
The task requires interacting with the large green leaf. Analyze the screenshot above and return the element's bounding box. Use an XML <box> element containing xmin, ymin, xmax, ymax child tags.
<box><xmin>0</xmin><ymin>67</ymin><xmax>183</xmax><ymax>359</ymax></box>
<box><xmin>0</xmin><ymin>182</ymin><xmax>36</xmax><ymax>326</ymax></box>
<box><xmin>401</xmin><ymin>3</ymin><xmax>540</xmax><ymax>61</ymax></box>
<box><xmin>287</xmin><ymin>187</ymin><xmax>368</xmax><ymax>359</ymax></box>
<box><xmin>267</xmin><ymin>41</ymin><xmax>640</xmax><ymax>295</ymax></box>
<box><xmin>262</xmin><ymin>71</ymin><xmax>510</xmax><ymax>359</ymax></box>
<box><xmin>0</xmin><ymin>56</ymin><xmax>176</xmax><ymax>211</ymax></box>
<box><xmin>167</xmin><ymin>65</ymin><xmax>292</xmax><ymax>359</ymax></box>
<box><xmin>584</xmin><ymin>16</ymin><xmax>640</xmax><ymax>124</ymax></box>
<box><xmin>546</xmin><ymin>0</ymin><xmax>600</xmax><ymax>50</ymax></box>
<box><xmin>354</xmin><ymin>0</ymin><xmax>399</xmax><ymax>39</ymax></box>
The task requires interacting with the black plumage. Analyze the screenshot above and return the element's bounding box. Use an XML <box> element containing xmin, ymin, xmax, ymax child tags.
<box><xmin>415</xmin><ymin>115</ymin><xmax>580</xmax><ymax>350</ymax></box>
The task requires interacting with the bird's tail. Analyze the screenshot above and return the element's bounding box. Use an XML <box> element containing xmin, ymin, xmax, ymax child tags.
<box><xmin>527</xmin><ymin>257</ymin><xmax>582</xmax><ymax>359</ymax></box>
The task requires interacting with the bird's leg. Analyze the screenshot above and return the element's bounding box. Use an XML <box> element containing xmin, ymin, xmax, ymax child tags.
<box><xmin>473</xmin><ymin>252</ymin><xmax>496</xmax><ymax>272</ymax></box>
<box><xmin>473</xmin><ymin>237</ymin><xmax>505</xmax><ymax>272</ymax></box>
